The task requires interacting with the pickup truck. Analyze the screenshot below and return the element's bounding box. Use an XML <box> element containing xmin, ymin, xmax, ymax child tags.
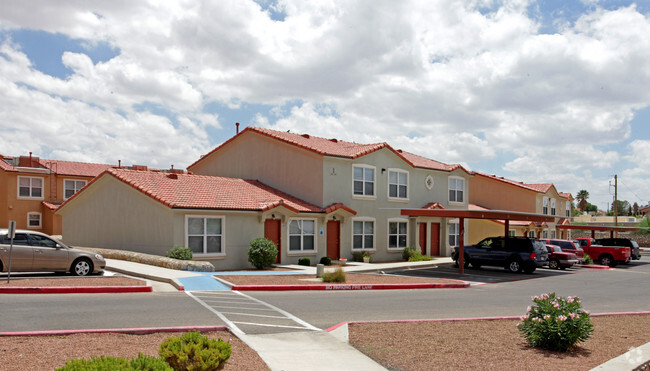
<box><xmin>575</xmin><ymin>238</ymin><xmax>631</xmax><ymax>267</ymax></box>
<box><xmin>594</xmin><ymin>238</ymin><xmax>641</xmax><ymax>261</ymax></box>
<box><xmin>452</xmin><ymin>236</ymin><xmax>548</xmax><ymax>274</ymax></box>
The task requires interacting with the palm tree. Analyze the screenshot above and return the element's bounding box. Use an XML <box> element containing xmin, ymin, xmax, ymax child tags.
<box><xmin>576</xmin><ymin>190</ymin><xmax>589</xmax><ymax>212</ymax></box>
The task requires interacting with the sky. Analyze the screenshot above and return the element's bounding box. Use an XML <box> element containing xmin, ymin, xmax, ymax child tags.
<box><xmin>1</xmin><ymin>0</ymin><xmax>649</xmax><ymax>211</ymax></box>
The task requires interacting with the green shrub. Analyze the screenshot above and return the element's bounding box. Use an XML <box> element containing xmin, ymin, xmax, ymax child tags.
<box><xmin>352</xmin><ymin>251</ymin><xmax>364</xmax><ymax>262</ymax></box>
<box><xmin>159</xmin><ymin>331</ymin><xmax>231</xmax><ymax>371</ymax></box>
<box><xmin>248</xmin><ymin>238</ymin><xmax>278</xmax><ymax>269</ymax></box>
<box><xmin>321</xmin><ymin>267</ymin><xmax>346</xmax><ymax>283</ymax></box>
<box><xmin>298</xmin><ymin>257</ymin><xmax>311</xmax><ymax>266</ymax></box>
<box><xmin>408</xmin><ymin>254</ymin><xmax>433</xmax><ymax>262</ymax></box>
<box><xmin>319</xmin><ymin>257</ymin><xmax>332</xmax><ymax>266</ymax></box>
<box><xmin>166</xmin><ymin>246</ymin><xmax>193</xmax><ymax>261</ymax></box>
<box><xmin>639</xmin><ymin>217</ymin><xmax>650</xmax><ymax>234</ymax></box>
<box><xmin>583</xmin><ymin>254</ymin><xmax>594</xmax><ymax>265</ymax></box>
<box><xmin>402</xmin><ymin>247</ymin><xmax>418</xmax><ymax>261</ymax></box>
<box><xmin>57</xmin><ymin>353</ymin><xmax>171</xmax><ymax>371</ymax></box>
<box><xmin>517</xmin><ymin>292</ymin><xmax>593</xmax><ymax>351</ymax></box>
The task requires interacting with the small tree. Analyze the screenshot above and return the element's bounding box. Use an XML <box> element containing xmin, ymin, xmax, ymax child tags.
<box><xmin>248</xmin><ymin>238</ymin><xmax>278</xmax><ymax>269</ymax></box>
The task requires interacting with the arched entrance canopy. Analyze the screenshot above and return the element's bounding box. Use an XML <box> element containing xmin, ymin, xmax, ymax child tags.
<box><xmin>401</xmin><ymin>209</ymin><xmax>556</xmax><ymax>273</ymax></box>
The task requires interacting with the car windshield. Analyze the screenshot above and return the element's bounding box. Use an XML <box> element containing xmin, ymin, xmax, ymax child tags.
<box><xmin>632</xmin><ymin>241</ymin><xmax>639</xmax><ymax>248</ymax></box>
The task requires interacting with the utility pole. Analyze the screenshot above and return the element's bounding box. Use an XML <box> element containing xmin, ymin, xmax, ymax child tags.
<box><xmin>614</xmin><ymin>175</ymin><xmax>618</xmax><ymax>237</ymax></box>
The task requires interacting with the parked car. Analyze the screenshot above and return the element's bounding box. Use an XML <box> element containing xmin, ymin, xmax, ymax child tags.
<box><xmin>539</xmin><ymin>239</ymin><xmax>585</xmax><ymax>263</ymax></box>
<box><xmin>575</xmin><ymin>238</ymin><xmax>632</xmax><ymax>267</ymax></box>
<box><xmin>0</xmin><ymin>229</ymin><xmax>105</xmax><ymax>276</ymax></box>
<box><xmin>594</xmin><ymin>238</ymin><xmax>641</xmax><ymax>261</ymax></box>
<box><xmin>452</xmin><ymin>236</ymin><xmax>547</xmax><ymax>274</ymax></box>
<box><xmin>545</xmin><ymin>244</ymin><xmax>579</xmax><ymax>270</ymax></box>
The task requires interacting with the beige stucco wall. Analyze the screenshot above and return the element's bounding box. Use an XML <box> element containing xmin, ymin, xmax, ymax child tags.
<box><xmin>189</xmin><ymin>131</ymin><xmax>325</xmax><ymax>207</ymax></box>
<box><xmin>469</xmin><ymin>175</ymin><xmax>536</xmax><ymax>212</ymax></box>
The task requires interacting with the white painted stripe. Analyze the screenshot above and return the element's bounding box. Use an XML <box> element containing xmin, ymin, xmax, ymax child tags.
<box><xmin>199</xmin><ymin>299</ymin><xmax>265</xmax><ymax>305</ymax></box>
<box><xmin>232</xmin><ymin>321</ymin><xmax>318</xmax><ymax>330</ymax></box>
<box><xmin>219</xmin><ymin>312</ymin><xmax>289</xmax><ymax>319</ymax></box>
<box><xmin>210</xmin><ymin>305</ymin><xmax>277</xmax><ymax>311</ymax></box>
<box><xmin>184</xmin><ymin>291</ymin><xmax>245</xmax><ymax>337</ymax></box>
<box><xmin>234</xmin><ymin>291</ymin><xmax>321</xmax><ymax>332</ymax></box>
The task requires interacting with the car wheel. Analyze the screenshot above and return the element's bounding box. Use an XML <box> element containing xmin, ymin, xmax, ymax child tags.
<box><xmin>506</xmin><ymin>259</ymin><xmax>522</xmax><ymax>273</ymax></box>
<box><xmin>72</xmin><ymin>258</ymin><xmax>93</xmax><ymax>276</ymax></box>
<box><xmin>598</xmin><ymin>254</ymin><xmax>614</xmax><ymax>267</ymax></box>
<box><xmin>548</xmin><ymin>259</ymin><xmax>560</xmax><ymax>270</ymax></box>
<box><xmin>523</xmin><ymin>265</ymin><xmax>536</xmax><ymax>274</ymax></box>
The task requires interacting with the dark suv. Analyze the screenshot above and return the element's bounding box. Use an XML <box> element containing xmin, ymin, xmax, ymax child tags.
<box><xmin>452</xmin><ymin>236</ymin><xmax>548</xmax><ymax>274</ymax></box>
<box><xmin>594</xmin><ymin>238</ymin><xmax>641</xmax><ymax>261</ymax></box>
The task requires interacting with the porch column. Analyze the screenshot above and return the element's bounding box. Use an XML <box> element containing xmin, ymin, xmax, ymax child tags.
<box><xmin>504</xmin><ymin>219</ymin><xmax>510</xmax><ymax>237</ymax></box>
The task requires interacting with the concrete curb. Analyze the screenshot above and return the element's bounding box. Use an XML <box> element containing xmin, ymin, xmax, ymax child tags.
<box><xmin>0</xmin><ymin>285</ymin><xmax>152</xmax><ymax>294</ymax></box>
<box><xmin>0</xmin><ymin>325</ymin><xmax>228</xmax><ymax>337</ymax></box>
<box><xmin>579</xmin><ymin>264</ymin><xmax>610</xmax><ymax>270</ymax></box>
<box><xmin>232</xmin><ymin>280</ymin><xmax>470</xmax><ymax>291</ymax></box>
<box><xmin>106</xmin><ymin>266</ymin><xmax>185</xmax><ymax>291</ymax></box>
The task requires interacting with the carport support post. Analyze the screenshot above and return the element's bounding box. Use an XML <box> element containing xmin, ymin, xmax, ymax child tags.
<box><xmin>458</xmin><ymin>217</ymin><xmax>465</xmax><ymax>274</ymax></box>
<box><xmin>504</xmin><ymin>219</ymin><xmax>510</xmax><ymax>237</ymax></box>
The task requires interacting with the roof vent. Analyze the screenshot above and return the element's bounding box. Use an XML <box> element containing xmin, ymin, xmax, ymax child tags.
<box><xmin>397</xmin><ymin>149</ymin><xmax>403</xmax><ymax>153</ymax></box>
<box><xmin>302</xmin><ymin>134</ymin><xmax>310</xmax><ymax>138</ymax></box>
<box><xmin>167</xmin><ymin>173</ymin><xmax>178</xmax><ymax>180</ymax></box>
<box><xmin>131</xmin><ymin>165</ymin><xmax>148</xmax><ymax>171</ymax></box>
<box><xmin>329</xmin><ymin>138</ymin><xmax>338</xmax><ymax>143</ymax></box>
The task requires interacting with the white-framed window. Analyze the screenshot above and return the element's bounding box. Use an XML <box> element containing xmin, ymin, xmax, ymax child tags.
<box><xmin>542</xmin><ymin>197</ymin><xmax>549</xmax><ymax>215</ymax></box>
<box><xmin>528</xmin><ymin>230</ymin><xmax>535</xmax><ymax>238</ymax></box>
<box><xmin>353</xmin><ymin>165</ymin><xmax>375</xmax><ymax>197</ymax></box>
<box><xmin>508</xmin><ymin>229</ymin><xmax>516</xmax><ymax>237</ymax></box>
<box><xmin>289</xmin><ymin>219</ymin><xmax>316</xmax><ymax>252</ymax></box>
<box><xmin>542</xmin><ymin>229</ymin><xmax>549</xmax><ymax>239</ymax></box>
<box><xmin>387</xmin><ymin>219</ymin><xmax>408</xmax><ymax>249</ymax></box>
<box><xmin>551</xmin><ymin>199</ymin><xmax>556</xmax><ymax>215</ymax></box>
<box><xmin>448</xmin><ymin>177</ymin><xmax>465</xmax><ymax>203</ymax></box>
<box><xmin>27</xmin><ymin>212</ymin><xmax>41</xmax><ymax>228</ymax></box>
<box><xmin>186</xmin><ymin>215</ymin><xmax>224</xmax><ymax>255</ymax></box>
<box><xmin>64</xmin><ymin>179</ymin><xmax>87</xmax><ymax>199</ymax></box>
<box><xmin>18</xmin><ymin>176</ymin><xmax>43</xmax><ymax>199</ymax></box>
<box><xmin>352</xmin><ymin>218</ymin><xmax>375</xmax><ymax>250</ymax></box>
<box><xmin>387</xmin><ymin>169</ymin><xmax>408</xmax><ymax>200</ymax></box>
<box><xmin>550</xmin><ymin>229</ymin><xmax>557</xmax><ymax>239</ymax></box>
<box><xmin>566</xmin><ymin>202</ymin><xmax>570</xmax><ymax>217</ymax></box>
<box><xmin>448</xmin><ymin>220</ymin><xmax>459</xmax><ymax>247</ymax></box>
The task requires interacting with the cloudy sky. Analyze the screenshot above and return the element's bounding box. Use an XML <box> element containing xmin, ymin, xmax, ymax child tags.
<box><xmin>1</xmin><ymin>0</ymin><xmax>649</xmax><ymax>211</ymax></box>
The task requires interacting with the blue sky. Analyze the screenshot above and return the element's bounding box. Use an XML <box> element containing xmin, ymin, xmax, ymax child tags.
<box><xmin>1</xmin><ymin>0</ymin><xmax>649</xmax><ymax>210</ymax></box>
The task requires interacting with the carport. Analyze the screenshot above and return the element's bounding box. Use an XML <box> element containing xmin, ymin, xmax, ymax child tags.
<box><xmin>401</xmin><ymin>209</ymin><xmax>556</xmax><ymax>273</ymax></box>
<box><xmin>557</xmin><ymin>224</ymin><xmax>641</xmax><ymax>238</ymax></box>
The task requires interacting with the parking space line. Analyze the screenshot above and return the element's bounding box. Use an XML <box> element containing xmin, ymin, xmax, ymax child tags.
<box><xmin>232</xmin><ymin>321</ymin><xmax>316</xmax><ymax>330</ymax></box>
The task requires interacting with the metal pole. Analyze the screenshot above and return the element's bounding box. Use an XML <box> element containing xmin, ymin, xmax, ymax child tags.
<box><xmin>6</xmin><ymin>221</ymin><xmax>16</xmax><ymax>283</ymax></box>
<box><xmin>614</xmin><ymin>175</ymin><xmax>618</xmax><ymax>238</ymax></box>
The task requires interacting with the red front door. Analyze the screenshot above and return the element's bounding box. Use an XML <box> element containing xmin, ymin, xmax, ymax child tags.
<box><xmin>430</xmin><ymin>223</ymin><xmax>440</xmax><ymax>256</ymax></box>
<box><xmin>327</xmin><ymin>220</ymin><xmax>341</xmax><ymax>260</ymax></box>
<box><xmin>419</xmin><ymin>223</ymin><xmax>427</xmax><ymax>255</ymax></box>
<box><xmin>264</xmin><ymin>219</ymin><xmax>281</xmax><ymax>264</ymax></box>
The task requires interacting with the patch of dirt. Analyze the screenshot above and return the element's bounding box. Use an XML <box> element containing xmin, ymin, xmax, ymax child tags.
<box><xmin>348</xmin><ymin>314</ymin><xmax>650</xmax><ymax>370</ymax></box>
<box><xmin>0</xmin><ymin>331</ymin><xmax>267</xmax><ymax>370</ymax></box>
<box><xmin>0</xmin><ymin>276</ymin><xmax>146</xmax><ymax>287</ymax></box>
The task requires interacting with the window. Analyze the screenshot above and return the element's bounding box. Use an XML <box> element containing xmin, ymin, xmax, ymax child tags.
<box><xmin>542</xmin><ymin>229</ymin><xmax>549</xmax><ymax>239</ymax></box>
<box><xmin>551</xmin><ymin>229</ymin><xmax>557</xmax><ymax>239</ymax></box>
<box><xmin>449</xmin><ymin>177</ymin><xmax>464</xmax><ymax>203</ymax></box>
<box><xmin>528</xmin><ymin>230</ymin><xmax>535</xmax><ymax>238</ymax></box>
<box><xmin>388</xmin><ymin>220</ymin><xmax>408</xmax><ymax>249</ymax></box>
<box><xmin>542</xmin><ymin>197</ymin><xmax>549</xmax><ymax>215</ymax></box>
<box><xmin>551</xmin><ymin>199</ymin><xmax>556</xmax><ymax>215</ymax></box>
<box><xmin>508</xmin><ymin>229</ymin><xmax>516</xmax><ymax>237</ymax></box>
<box><xmin>388</xmin><ymin>170</ymin><xmax>408</xmax><ymax>199</ymax></box>
<box><xmin>352</xmin><ymin>219</ymin><xmax>374</xmax><ymax>250</ymax></box>
<box><xmin>18</xmin><ymin>176</ymin><xmax>43</xmax><ymax>199</ymax></box>
<box><xmin>186</xmin><ymin>216</ymin><xmax>224</xmax><ymax>254</ymax></box>
<box><xmin>353</xmin><ymin>165</ymin><xmax>375</xmax><ymax>197</ymax></box>
<box><xmin>566</xmin><ymin>202</ymin><xmax>570</xmax><ymax>217</ymax></box>
<box><xmin>289</xmin><ymin>219</ymin><xmax>316</xmax><ymax>252</ymax></box>
<box><xmin>27</xmin><ymin>212</ymin><xmax>41</xmax><ymax>228</ymax></box>
<box><xmin>64</xmin><ymin>179</ymin><xmax>87</xmax><ymax>199</ymax></box>
<box><xmin>448</xmin><ymin>221</ymin><xmax>459</xmax><ymax>247</ymax></box>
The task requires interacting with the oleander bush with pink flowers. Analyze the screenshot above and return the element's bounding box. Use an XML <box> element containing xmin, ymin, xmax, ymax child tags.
<box><xmin>517</xmin><ymin>292</ymin><xmax>594</xmax><ymax>351</ymax></box>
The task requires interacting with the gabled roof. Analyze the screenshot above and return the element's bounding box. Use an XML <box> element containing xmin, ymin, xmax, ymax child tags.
<box><xmin>61</xmin><ymin>168</ymin><xmax>323</xmax><ymax>213</ymax></box>
<box><xmin>472</xmin><ymin>172</ymin><xmax>568</xmax><ymax>197</ymax></box>
<box><xmin>39</xmin><ymin>159</ymin><xmax>115</xmax><ymax>177</ymax></box>
<box><xmin>188</xmin><ymin>126</ymin><xmax>469</xmax><ymax>174</ymax></box>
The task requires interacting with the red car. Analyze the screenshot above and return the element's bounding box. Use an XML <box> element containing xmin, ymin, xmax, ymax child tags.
<box><xmin>540</xmin><ymin>239</ymin><xmax>585</xmax><ymax>263</ymax></box>
<box><xmin>545</xmin><ymin>244</ymin><xmax>579</xmax><ymax>270</ymax></box>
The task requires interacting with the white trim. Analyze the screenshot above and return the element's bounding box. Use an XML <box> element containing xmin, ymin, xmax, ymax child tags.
<box><xmin>351</xmin><ymin>217</ymin><xmax>376</xmax><ymax>251</ymax></box>
<box><xmin>27</xmin><ymin>212</ymin><xmax>42</xmax><ymax>229</ymax></box>
<box><xmin>425</xmin><ymin>174</ymin><xmax>434</xmax><ymax>191</ymax></box>
<box><xmin>565</xmin><ymin>201</ymin><xmax>571</xmax><ymax>217</ymax></box>
<box><xmin>17</xmin><ymin>176</ymin><xmax>44</xmax><ymax>200</ymax></box>
<box><xmin>448</xmin><ymin>219</ymin><xmax>460</xmax><ymax>248</ymax></box>
<box><xmin>448</xmin><ymin>176</ymin><xmax>465</xmax><ymax>204</ymax></box>
<box><xmin>184</xmin><ymin>215</ymin><xmax>226</xmax><ymax>256</ymax></box>
<box><xmin>551</xmin><ymin>198</ymin><xmax>556</xmax><ymax>216</ymax></box>
<box><xmin>352</xmin><ymin>164</ymin><xmax>377</xmax><ymax>199</ymax></box>
<box><xmin>287</xmin><ymin>217</ymin><xmax>317</xmax><ymax>254</ymax></box>
<box><xmin>63</xmin><ymin>179</ymin><xmax>88</xmax><ymax>200</ymax></box>
<box><xmin>543</xmin><ymin>197</ymin><xmax>549</xmax><ymax>215</ymax></box>
<box><xmin>387</xmin><ymin>217</ymin><xmax>409</xmax><ymax>250</ymax></box>
<box><xmin>387</xmin><ymin>168</ymin><xmax>409</xmax><ymax>201</ymax></box>
<box><xmin>542</xmin><ymin>228</ymin><xmax>549</xmax><ymax>239</ymax></box>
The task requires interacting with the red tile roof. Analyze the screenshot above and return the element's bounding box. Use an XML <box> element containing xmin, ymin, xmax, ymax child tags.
<box><xmin>468</xmin><ymin>204</ymin><xmax>533</xmax><ymax>226</ymax></box>
<box><xmin>323</xmin><ymin>203</ymin><xmax>357</xmax><ymax>215</ymax></box>
<box><xmin>189</xmin><ymin>127</ymin><xmax>468</xmax><ymax>173</ymax></box>
<box><xmin>422</xmin><ymin>202</ymin><xmax>445</xmax><ymax>209</ymax></box>
<box><xmin>40</xmin><ymin>159</ymin><xmax>115</xmax><ymax>177</ymax></box>
<box><xmin>0</xmin><ymin>156</ymin><xmax>15</xmax><ymax>171</ymax></box>
<box><xmin>69</xmin><ymin>169</ymin><xmax>323</xmax><ymax>212</ymax></box>
<box><xmin>473</xmin><ymin>172</ymin><xmax>569</xmax><ymax>197</ymax></box>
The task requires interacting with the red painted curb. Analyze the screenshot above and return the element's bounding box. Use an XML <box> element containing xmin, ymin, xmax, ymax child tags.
<box><xmin>232</xmin><ymin>281</ymin><xmax>470</xmax><ymax>291</ymax></box>
<box><xmin>0</xmin><ymin>325</ymin><xmax>229</xmax><ymax>337</ymax></box>
<box><xmin>0</xmin><ymin>286</ymin><xmax>153</xmax><ymax>294</ymax></box>
<box><xmin>325</xmin><ymin>311</ymin><xmax>650</xmax><ymax>332</ymax></box>
<box><xmin>579</xmin><ymin>264</ymin><xmax>610</xmax><ymax>270</ymax></box>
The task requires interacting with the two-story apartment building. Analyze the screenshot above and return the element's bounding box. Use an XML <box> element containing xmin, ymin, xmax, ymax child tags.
<box><xmin>468</xmin><ymin>172</ymin><xmax>572</xmax><ymax>244</ymax></box>
<box><xmin>57</xmin><ymin>127</ymin><xmax>472</xmax><ymax>269</ymax></box>
<box><xmin>0</xmin><ymin>154</ymin><xmax>114</xmax><ymax>235</ymax></box>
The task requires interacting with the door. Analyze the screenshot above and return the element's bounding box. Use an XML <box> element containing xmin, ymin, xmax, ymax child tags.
<box><xmin>0</xmin><ymin>233</ymin><xmax>33</xmax><ymax>271</ymax></box>
<box><xmin>326</xmin><ymin>220</ymin><xmax>340</xmax><ymax>260</ymax></box>
<box><xmin>418</xmin><ymin>223</ymin><xmax>427</xmax><ymax>255</ymax></box>
<box><xmin>430</xmin><ymin>223</ymin><xmax>440</xmax><ymax>256</ymax></box>
<box><xmin>264</xmin><ymin>219</ymin><xmax>281</xmax><ymax>264</ymax></box>
<box><xmin>30</xmin><ymin>234</ymin><xmax>69</xmax><ymax>271</ymax></box>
